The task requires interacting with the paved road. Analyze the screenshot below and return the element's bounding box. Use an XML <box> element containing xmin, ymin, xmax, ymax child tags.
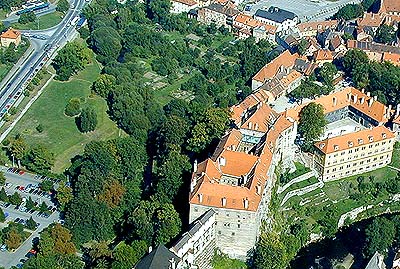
<box><xmin>0</xmin><ymin>0</ymin><xmax>87</xmax><ymax>123</ymax></box>
<box><xmin>0</xmin><ymin>168</ymin><xmax>60</xmax><ymax>269</ymax></box>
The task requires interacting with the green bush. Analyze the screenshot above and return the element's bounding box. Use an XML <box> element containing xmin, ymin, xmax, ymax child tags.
<box><xmin>36</xmin><ymin>124</ymin><xmax>44</xmax><ymax>133</ymax></box>
<box><xmin>77</xmin><ymin>107</ymin><xmax>97</xmax><ymax>133</ymax></box>
<box><xmin>64</xmin><ymin>98</ymin><xmax>81</xmax><ymax>117</ymax></box>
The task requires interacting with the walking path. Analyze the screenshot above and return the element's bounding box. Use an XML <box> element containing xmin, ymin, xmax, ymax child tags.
<box><xmin>277</xmin><ymin>170</ymin><xmax>317</xmax><ymax>194</ymax></box>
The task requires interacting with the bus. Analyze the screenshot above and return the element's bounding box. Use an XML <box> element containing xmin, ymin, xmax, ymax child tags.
<box><xmin>16</xmin><ymin>2</ymin><xmax>50</xmax><ymax>15</ymax></box>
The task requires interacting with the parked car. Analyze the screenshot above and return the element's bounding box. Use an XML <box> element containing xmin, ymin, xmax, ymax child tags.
<box><xmin>1</xmin><ymin>244</ymin><xmax>7</xmax><ymax>252</ymax></box>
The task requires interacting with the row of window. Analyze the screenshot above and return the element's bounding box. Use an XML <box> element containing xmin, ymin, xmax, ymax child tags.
<box><xmin>327</xmin><ymin>154</ymin><xmax>390</xmax><ymax>173</ymax></box>
<box><xmin>324</xmin><ymin>160</ymin><xmax>389</xmax><ymax>180</ymax></box>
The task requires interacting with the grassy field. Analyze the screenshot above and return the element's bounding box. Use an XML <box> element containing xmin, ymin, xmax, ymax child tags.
<box><xmin>12</xmin><ymin>12</ymin><xmax>63</xmax><ymax>30</ymax></box>
<box><xmin>0</xmin><ymin>64</ymin><xmax>11</xmax><ymax>82</ymax></box>
<box><xmin>9</xmin><ymin>56</ymin><xmax>121</xmax><ymax>173</ymax></box>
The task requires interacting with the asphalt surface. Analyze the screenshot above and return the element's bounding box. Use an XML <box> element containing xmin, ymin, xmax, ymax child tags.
<box><xmin>0</xmin><ymin>168</ymin><xmax>60</xmax><ymax>269</ymax></box>
<box><xmin>2</xmin><ymin>4</ymin><xmax>57</xmax><ymax>26</ymax></box>
<box><xmin>244</xmin><ymin>0</ymin><xmax>362</xmax><ymax>22</ymax></box>
<box><xmin>0</xmin><ymin>0</ymin><xmax>87</xmax><ymax>121</ymax></box>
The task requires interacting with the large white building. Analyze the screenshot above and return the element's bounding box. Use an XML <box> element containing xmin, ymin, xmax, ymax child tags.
<box><xmin>170</xmin><ymin>0</ymin><xmax>198</xmax><ymax>14</ymax></box>
<box><xmin>254</xmin><ymin>6</ymin><xmax>298</xmax><ymax>34</ymax></box>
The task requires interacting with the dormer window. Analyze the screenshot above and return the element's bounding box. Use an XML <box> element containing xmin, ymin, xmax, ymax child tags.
<box><xmin>382</xmin><ymin>133</ymin><xmax>387</xmax><ymax>139</ymax></box>
<box><xmin>368</xmin><ymin>136</ymin><xmax>374</xmax><ymax>142</ymax></box>
<box><xmin>358</xmin><ymin>138</ymin><xmax>364</xmax><ymax>145</ymax></box>
<box><xmin>348</xmin><ymin>141</ymin><xmax>353</xmax><ymax>147</ymax></box>
<box><xmin>319</xmin><ymin>143</ymin><xmax>325</xmax><ymax>149</ymax></box>
<box><xmin>334</xmin><ymin>145</ymin><xmax>339</xmax><ymax>151</ymax></box>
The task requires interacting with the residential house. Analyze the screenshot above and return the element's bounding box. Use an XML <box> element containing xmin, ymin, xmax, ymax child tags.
<box><xmin>365</xmin><ymin>252</ymin><xmax>386</xmax><ymax>269</ymax></box>
<box><xmin>0</xmin><ymin>28</ymin><xmax>21</xmax><ymax>47</ymax></box>
<box><xmin>170</xmin><ymin>0</ymin><xmax>198</xmax><ymax>14</ymax></box>
<box><xmin>251</xmin><ymin>50</ymin><xmax>299</xmax><ymax>91</ymax></box>
<box><xmin>296</xmin><ymin>20</ymin><xmax>338</xmax><ymax>38</ymax></box>
<box><xmin>347</xmin><ymin>40</ymin><xmax>400</xmax><ymax>64</ymax></box>
<box><xmin>135</xmin><ymin>245</ymin><xmax>182</xmax><ymax>269</ymax></box>
<box><xmin>329</xmin><ymin>35</ymin><xmax>347</xmax><ymax>54</ymax></box>
<box><xmin>392</xmin><ymin>249</ymin><xmax>400</xmax><ymax>269</ymax></box>
<box><xmin>197</xmin><ymin>3</ymin><xmax>239</xmax><ymax>29</ymax></box>
<box><xmin>313</xmin><ymin>49</ymin><xmax>334</xmax><ymax>65</ymax></box>
<box><xmin>233</xmin><ymin>13</ymin><xmax>277</xmax><ymax>42</ymax></box>
<box><xmin>377</xmin><ymin>0</ymin><xmax>400</xmax><ymax>16</ymax></box>
<box><xmin>254</xmin><ymin>6</ymin><xmax>298</xmax><ymax>34</ymax></box>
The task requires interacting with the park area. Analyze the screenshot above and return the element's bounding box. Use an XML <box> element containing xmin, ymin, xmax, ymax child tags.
<box><xmin>11</xmin><ymin>11</ymin><xmax>64</xmax><ymax>30</ymax></box>
<box><xmin>8</xmin><ymin>51</ymin><xmax>121</xmax><ymax>173</ymax></box>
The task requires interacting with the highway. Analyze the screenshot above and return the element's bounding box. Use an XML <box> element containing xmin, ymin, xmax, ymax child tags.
<box><xmin>0</xmin><ymin>0</ymin><xmax>87</xmax><ymax>120</ymax></box>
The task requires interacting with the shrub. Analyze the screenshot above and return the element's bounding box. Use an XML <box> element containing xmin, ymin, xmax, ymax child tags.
<box><xmin>64</xmin><ymin>98</ymin><xmax>81</xmax><ymax>117</ymax></box>
<box><xmin>36</xmin><ymin>124</ymin><xmax>44</xmax><ymax>133</ymax></box>
<box><xmin>77</xmin><ymin>107</ymin><xmax>97</xmax><ymax>133</ymax></box>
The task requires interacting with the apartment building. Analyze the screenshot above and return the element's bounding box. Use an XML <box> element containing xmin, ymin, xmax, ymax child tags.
<box><xmin>170</xmin><ymin>0</ymin><xmax>198</xmax><ymax>14</ymax></box>
<box><xmin>254</xmin><ymin>6</ymin><xmax>298</xmax><ymax>34</ymax></box>
<box><xmin>0</xmin><ymin>28</ymin><xmax>21</xmax><ymax>47</ymax></box>
<box><xmin>314</xmin><ymin>126</ymin><xmax>395</xmax><ymax>181</ymax></box>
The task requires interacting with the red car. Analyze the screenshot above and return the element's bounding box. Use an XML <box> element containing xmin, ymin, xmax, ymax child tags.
<box><xmin>29</xmin><ymin>249</ymin><xmax>37</xmax><ymax>254</ymax></box>
<box><xmin>18</xmin><ymin>170</ymin><xmax>25</xmax><ymax>175</ymax></box>
<box><xmin>18</xmin><ymin>186</ymin><xmax>25</xmax><ymax>191</ymax></box>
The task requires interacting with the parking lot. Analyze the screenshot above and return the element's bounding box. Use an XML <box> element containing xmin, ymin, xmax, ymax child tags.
<box><xmin>244</xmin><ymin>0</ymin><xmax>362</xmax><ymax>22</ymax></box>
<box><xmin>0</xmin><ymin>167</ymin><xmax>61</xmax><ymax>269</ymax></box>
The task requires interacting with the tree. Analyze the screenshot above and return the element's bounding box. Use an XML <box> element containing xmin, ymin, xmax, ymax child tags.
<box><xmin>40</xmin><ymin>180</ymin><xmax>54</xmax><ymax>192</ymax></box>
<box><xmin>26</xmin><ymin>216</ymin><xmax>37</xmax><ymax>230</ymax></box>
<box><xmin>98</xmin><ymin>179</ymin><xmax>125</xmax><ymax>208</ymax></box>
<box><xmin>317</xmin><ymin>62</ymin><xmax>337</xmax><ymax>87</ymax></box>
<box><xmin>56</xmin><ymin>0</ymin><xmax>70</xmax><ymax>13</ymax></box>
<box><xmin>111</xmin><ymin>241</ymin><xmax>147</xmax><ymax>269</ymax></box>
<box><xmin>92</xmin><ymin>74</ymin><xmax>116</xmax><ymax>98</ymax></box>
<box><xmin>9</xmin><ymin>136</ymin><xmax>28</xmax><ymax>163</ymax></box>
<box><xmin>39</xmin><ymin>201</ymin><xmax>48</xmax><ymax>213</ymax></box>
<box><xmin>297</xmin><ymin>38</ymin><xmax>309</xmax><ymax>55</ymax></box>
<box><xmin>5</xmin><ymin>228</ymin><xmax>21</xmax><ymax>250</ymax></box>
<box><xmin>90</xmin><ymin>27</ymin><xmax>122</xmax><ymax>62</ymax></box>
<box><xmin>153</xmin><ymin>203</ymin><xmax>182</xmax><ymax>245</ymax></box>
<box><xmin>9</xmin><ymin>192</ymin><xmax>22</xmax><ymax>205</ymax></box>
<box><xmin>343</xmin><ymin>49</ymin><xmax>369</xmax><ymax>75</ymax></box>
<box><xmin>0</xmin><ymin>171</ymin><xmax>5</xmax><ymax>186</ymax></box>
<box><xmin>0</xmin><ymin>187</ymin><xmax>8</xmax><ymax>202</ymax></box>
<box><xmin>53</xmin><ymin>41</ymin><xmax>91</xmax><ymax>81</ymax></box>
<box><xmin>22</xmin><ymin>145</ymin><xmax>54</xmax><ymax>174</ymax></box>
<box><xmin>298</xmin><ymin>103</ymin><xmax>327</xmax><ymax>151</ymax></box>
<box><xmin>56</xmin><ymin>182</ymin><xmax>73</xmax><ymax>210</ymax></box>
<box><xmin>78</xmin><ymin>107</ymin><xmax>97</xmax><ymax>132</ymax></box>
<box><xmin>26</xmin><ymin>196</ymin><xmax>36</xmax><ymax>210</ymax></box>
<box><xmin>254</xmin><ymin>233</ymin><xmax>289</xmax><ymax>269</ymax></box>
<box><xmin>0</xmin><ymin>207</ymin><xmax>5</xmax><ymax>222</ymax></box>
<box><xmin>364</xmin><ymin>217</ymin><xmax>395</xmax><ymax>257</ymax></box>
<box><xmin>51</xmin><ymin>224</ymin><xmax>77</xmax><ymax>254</ymax></box>
<box><xmin>375</xmin><ymin>24</ymin><xmax>396</xmax><ymax>44</ymax></box>
<box><xmin>335</xmin><ymin>4</ymin><xmax>363</xmax><ymax>20</ymax></box>
<box><xmin>18</xmin><ymin>11</ymin><xmax>36</xmax><ymax>24</ymax></box>
<box><xmin>147</xmin><ymin>0</ymin><xmax>172</xmax><ymax>25</ymax></box>
<box><xmin>65</xmin><ymin>98</ymin><xmax>81</xmax><ymax>117</ymax></box>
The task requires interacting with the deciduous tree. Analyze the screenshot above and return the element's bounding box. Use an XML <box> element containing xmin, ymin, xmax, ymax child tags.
<box><xmin>298</xmin><ymin>102</ymin><xmax>327</xmax><ymax>151</ymax></box>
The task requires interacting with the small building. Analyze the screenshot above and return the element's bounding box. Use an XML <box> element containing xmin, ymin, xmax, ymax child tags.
<box><xmin>313</xmin><ymin>49</ymin><xmax>334</xmax><ymax>65</ymax></box>
<box><xmin>365</xmin><ymin>252</ymin><xmax>385</xmax><ymax>269</ymax></box>
<box><xmin>170</xmin><ymin>0</ymin><xmax>198</xmax><ymax>14</ymax></box>
<box><xmin>0</xmin><ymin>28</ymin><xmax>21</xmax><ymax>47</ymax></box>
<box><xmin>254</xmin><ymin>6</ymin><xmax>298</xmax><ymax>34</ymax></box>
<box><xmin>197</xmin><ymin>3</ymin><xmax>239</xmax><ymax>29</ymax></box>
<box><xmin>135</xmin><ymin>245</ymin><xmax>182</xmax><ymax>269</ymax></box>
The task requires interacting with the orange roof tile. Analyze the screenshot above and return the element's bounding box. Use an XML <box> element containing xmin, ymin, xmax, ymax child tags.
<box><xmin>172</xmin><ymin>0</ymin><xmax>197</xmax><ymax>5</ymax></box>
<box><xmin>297</xmin><ymin>20</ymin><xmax>338</xmax><ymax>33</ymax></box>
<box><xmin>313</xmin><ymin>49</ymin><xmax>333</xmax><ymax>62</ymax></box>
<box><xmin>240</xmin><ymin>102</ymin><xmax>278</xmax><ymax>133</ymax></box>
<box><xmin>253</xmin><ymin>50</ymin><xmax>299</xmax><ymax>83</ymax></box>
<box><xmin>0</xmin><ymin>28</ymin><xmax>20</xmax><ymax>40</ymax></box>
<box><xmin>285</xmin><ymin>87</ymin><xmax>389</xmax><ymax>124</ymax></box>
<box><xmin>357</xmin><ymin>13</ymin><xmax>384</xmax><ymax>27</ymax></box>
<box><xmin>382</xmin><ymin>52</ymin><xmax>400</xmax><ymax>66</ymax></box>
<box><xmin>315</xmin><ymin>125</ymin><xmax>395</xmax><ymax>154</ymax></box>
<box><xmin>379</xmin><ymin>0</ymin><xmax>400</xmax><ymax>13</ymax></box>
<box><xmin>394</xmin><ymin>115</ymin><xmax>400</xmax><ymax>124</ymax></box>
<box><xmin>281</xmin><ymin>70</ymin><xmax>302</xmax><ymax>87</ymax></box>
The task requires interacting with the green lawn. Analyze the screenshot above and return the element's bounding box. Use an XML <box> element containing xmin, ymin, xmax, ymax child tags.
<box><xmin>9</xmin><ymin>57</ymin><xmax>121</xmax><ymax>173</ymax></box>
<box><xmin>0</xmin><ymin>64</ymin><xmax>11</xmax><ymax>82</ymax></box>
<box><xmin>0</xmin><ymin>9</ymin><xmax>7</xmax><ymax>20</ymax></box>
<box><xmin>12</xmin><ymin>12</ymin><xmax>64</xmax><ymax>30</ymax></box>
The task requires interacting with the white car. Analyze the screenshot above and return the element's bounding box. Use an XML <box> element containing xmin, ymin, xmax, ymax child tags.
<box><xmin>5</xmin><ymin>182</ymin><xmax>12</xmax><ymax>189</ymax></box>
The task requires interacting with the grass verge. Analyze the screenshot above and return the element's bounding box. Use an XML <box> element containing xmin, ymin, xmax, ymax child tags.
<box><xmin>12</xmin><ymin>11</ymin><xmax>63</xmax><ymax>30</ymax></box>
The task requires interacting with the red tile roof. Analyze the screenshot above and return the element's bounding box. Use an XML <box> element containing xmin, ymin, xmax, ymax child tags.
<box><xmin>0</xmin><ymin>28</ymin><xmax>20</xmax><ymax>39</ymax></box>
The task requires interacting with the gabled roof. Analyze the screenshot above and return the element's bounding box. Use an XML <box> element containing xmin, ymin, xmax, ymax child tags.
<box><xmin>0</xmin><ymin>28</ymin><xmax>20</xmax><ymax>39</ymax></box>
<box><xmin>313</xmin><ymin>49</ymin><xmax>333</xmax><ymax>61</ymax></box>
<box><xmin>378</xmin><ymin>0</ymin><xmax>400</xmax><ymax>14</ymax></box>
<box><xmin>253</xmin><ymin>50</ymin><xmax>299</xmax><ymax>83</ymax></box>
<box><xmin>205</xmin><ymin>3</ymin><xmax>239</xmax><ymax>16</ymax></box>
<box><xmin>172</xmin><ymin>0</ymin><xmax>197</xmax><ymax>6</ymax></box>
<box><xmin>297</xmin><ymin>20</ymin><xmax>338</xmax><ymax>33</ymax></box>
<box><xmin>254</xmin><ymin>6</ymin><xmax>297</xmax><ymax>23</ymax></box>
<box><xmin>315</xmin><ymin>125</ymin><xmax>394</xmax><ymax>154</ymax></box>
<box><xmin>135</xmin><ymin>245</ymin><xmax>180</xmax><ymax>269</ymax></box>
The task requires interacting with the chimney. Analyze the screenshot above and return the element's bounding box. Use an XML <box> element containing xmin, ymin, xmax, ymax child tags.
<box><xmin>256</xmin><ymin>185</ymin><xmax>261</xmax><ymax>195</ymax></box>
<box><xmin>360</xmin><ymin>97</ymin><xmax>365</xmax><ymax>104</ymax></box>
<box><xmin>361</xmin><ymin>88</ymin><xmax>365</xmax><ymax>94</ymax></box>
<box><xmin>244</xmin><ymin>198</ymin><xmax>249</xmax><ymax>209</ymax></box>
<box><xmin>219</xmin><ymin>157</ymin><xmax>226</xmax><ymax>166</ymax></box>
<box><xmin>198</xmin><ymin>193</ymin><xmax>203</xmax><ymax>203</ymax></box>
<box><xmin>193</xmin><ymin>159</ymin><xmax>198</xmax><ymax>173</ymax></box>
<box><xmin>387</xmin><ymin>104</ymin><xmax>392</xmax><ymax>118</ymax></box>
<box><xmin>366</xmin><ymin>92</ymin><xmax>370</xmax><ymax>97</ymax></box>
<box><xmin>374</xmin><ymin>95</ymin><xmax>378</xmax><ymax>101</ymax></box>
<box><xmin>353</xmin><ymin>94</ymin><xmax>357</xmax><ymax>103</ymax></box>
<box><xmin>222</xmin><ymin>197</ymin><xmax>227</xmax><ymax>207</ymax></box>
<box><xmin>368</xmin><ymin>98</ymin><xmax>374</xmax><ymax>107</ymax></box>
<box><xmin>333</xmin><ymin>96</ymin><xmax>337</xmax><ymax>106</ymax></box>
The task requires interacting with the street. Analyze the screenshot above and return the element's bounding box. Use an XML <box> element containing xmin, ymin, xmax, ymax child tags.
<box><xmin>0</xmin><ymin>168</ymin><xmax>61</xmax><ymax>269</ymax></box>
<box><xmin>0</xmin><ymin>0</ymin><xmax>88</xmax><ymax>129</ymax></box>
